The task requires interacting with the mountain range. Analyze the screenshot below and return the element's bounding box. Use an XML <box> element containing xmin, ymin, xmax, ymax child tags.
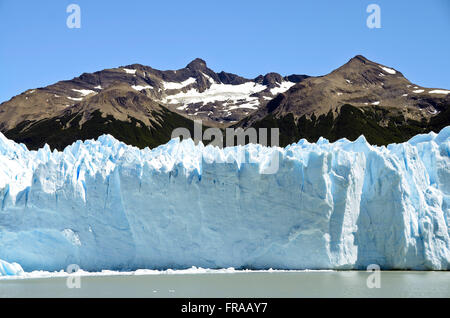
<box><xmin>1</xmin><ymin>55</ymin><xmax>449</xmax><ymax>149</ymax></box>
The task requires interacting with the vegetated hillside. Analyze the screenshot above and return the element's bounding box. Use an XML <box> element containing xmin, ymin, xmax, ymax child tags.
<box><xmin>244</xmin><ymin>103</ymin><xmax>450</xmax><ymax>147</ymax></box>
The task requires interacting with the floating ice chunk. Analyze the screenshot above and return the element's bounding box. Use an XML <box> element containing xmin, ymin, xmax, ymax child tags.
<box><xmin>0</xmin><ymin>259</ymin><xmax>24</xmax><ymax>276</ymax></box>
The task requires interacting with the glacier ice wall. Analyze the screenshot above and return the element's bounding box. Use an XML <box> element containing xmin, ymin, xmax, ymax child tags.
<box><xmin>0</xmin><ymin>127</ymin><xmax>449</xmax><ymax>272</ymax></box>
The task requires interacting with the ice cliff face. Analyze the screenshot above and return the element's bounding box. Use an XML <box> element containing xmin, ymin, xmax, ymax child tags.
<box><xmin>0</xmin><ymin>127</ymin><xmax>449</xmax><ymax>273</ymax></box>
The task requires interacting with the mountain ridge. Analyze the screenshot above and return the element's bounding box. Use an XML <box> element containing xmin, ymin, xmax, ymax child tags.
<box><xmin>240</xmin><ymin>55</ymin><xmax>449</xmax><ymax>126</ymax></box>
<box><xmin>1</xmin><ymin>55</ymin><xmax>449</xmax><ymax>149</ymax></box>
<box><xmin>0</xmin><ymin>58</ymin><xmax>307</xmax><ymax>129</ymax></box>
<box><xmin>235</xmin><ymin>55</ymin><xmax>449</xmax><ymax>145</ymax></box>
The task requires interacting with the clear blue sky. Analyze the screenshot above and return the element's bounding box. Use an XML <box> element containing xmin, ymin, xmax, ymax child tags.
<box><xmin>0</xmin><ymin>0</ymin><xmax>449</xmax><ymax>103</ymax></box>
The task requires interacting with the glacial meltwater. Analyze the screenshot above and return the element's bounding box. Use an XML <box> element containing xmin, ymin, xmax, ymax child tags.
<box><xmin>0</xmin><ymin>271</ymin><xmax>449</xmax><ymax>298</ymax></box>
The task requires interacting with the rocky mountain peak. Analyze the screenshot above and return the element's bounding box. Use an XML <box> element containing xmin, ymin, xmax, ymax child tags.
<box><xmin>335</xmin><ymin>55</ymin><xmax>380</xmax><ymax>73</ymax></box>
<box><xmin>186</xmin><ymin>58</ymin><xmax>208</xmax><ymax>71</ymax></box>
<box><xmin>0</xmin><ymin>56</ymin><xmax>448</xmax><ymax>151</ymax></box>
<box><xmin>349</xmin><ymin>54</ymin><xmax>370</xmax><ymax>64</ymax></box>
<box><xmin>237</xmin><ymin>55</ymin><xmax>449</xmax><ymax>134</ymax></box>
<box><xmin>262</xmin><ymin>73</ymin><xmax>283</xmax><ymax>87</ymax></box>
<box><xmin>327</xmin><ymin>54</ymin><xmax>405</xmax><ymax>88</ymax></box>
<box><xmin>335</xmin><ymin>55</ymin><xmax>400</xmax><ymax>76</ymax></box>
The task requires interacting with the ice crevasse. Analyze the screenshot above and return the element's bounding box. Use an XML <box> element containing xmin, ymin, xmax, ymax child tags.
<box><xmin>0</xmin><ymin>127</ymin><xmax>449</xmax><ymax>273</ymax></box>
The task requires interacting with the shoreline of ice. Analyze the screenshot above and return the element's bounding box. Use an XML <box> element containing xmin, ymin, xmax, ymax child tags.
<box><xmin>2</xmin><ymin>267</ymin><xmax>447</xmax><ymax>281</ymax></box>
<box><xmin>0</xmin><ymin>266</ymin><xmax>338</xmax><ymax>280</ymax></box>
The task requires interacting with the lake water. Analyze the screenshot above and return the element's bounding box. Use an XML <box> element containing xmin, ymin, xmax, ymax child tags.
<box><xmin>0</xmin><ymin>271</ymin><xmax>449</xmax><ymax>298</ymax></box>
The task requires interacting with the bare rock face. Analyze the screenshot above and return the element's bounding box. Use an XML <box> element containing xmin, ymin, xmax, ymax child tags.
<box><xmin>186</xmin><ymin>58</ymin><xmax>208</xmax><ymax>71</ymax></box>
<box><xmin>0</xmin><ymin>55</ymin><xmax>448</xmax><ymax>149</ymax></box>
<box><xmin>63</xmin><ymin>84</ymin><xmax>165</xmax><ymax>129</ymax></box>
<box><xmin>0</xmin><ymin>58</ymin><xmax>306</xmax><ymax>131</ymax></box>
<box><xmin>240</xmin><ymin>55</ymin><xmax>450</xmax><ymax>129</ymax></box>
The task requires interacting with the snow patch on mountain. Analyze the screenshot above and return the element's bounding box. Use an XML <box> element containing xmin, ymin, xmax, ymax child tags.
<box><xmin>162</xmin><ymin>77</ymin><xmax>196</xmax><ymax>90</ymax></box>
<box><xmin>122</xmin><ymin>68</ymin><xmax>136</xmax><ymax>75</ymax></box>
<box><xmin>379</xmin><ymin>65</ymin><xmax>396</xmax><ymax>74</ymax></box>
<box><xmin>72</xmin><ymin>89</ymin><xmax>96</xmax><ymax>96</ymax></box>
<box><xmin>201</xmin><ymin>72</ymin><xmax>216</xmax><ymax>84</ymax></box>
<box><xmin>131</xmin><ymin>85</ymin><xmax>153</xmax><ymax>91</ymax></box>
<box><xmin>228</xmin><ymin>100</ymin><xmax>259</xmax><ymax>110</ymax></box>
<box><xmin>429</xmin><ymin>90</ymin><xmax>450</xmax><ymax>95</ymax></box>
<box><xmin>67</xmin><ymin>97</ymin><xmax>83</xmax><ymax>101</ymax></box>
<box><xmin>163</xmin><ymin>82</ymin><xmax>266</xmax><ymax>106</ymax></box>
<box><xmin>270</xmin><ymin>81</ymin><xmax>296</xmax><ymax>95</ymax></box>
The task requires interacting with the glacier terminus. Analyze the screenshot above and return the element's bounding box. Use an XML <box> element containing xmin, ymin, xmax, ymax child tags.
<box><xmin>0</xmin><ymin>127</ymin><xmax>449</xmax><ymax>274</ymax></box>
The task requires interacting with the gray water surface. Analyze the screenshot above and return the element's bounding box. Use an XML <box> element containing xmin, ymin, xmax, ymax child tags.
<box><xmin>0</xmin><ymin>271</ymin><xmax>449</xmax><ymax>298</ymax></box>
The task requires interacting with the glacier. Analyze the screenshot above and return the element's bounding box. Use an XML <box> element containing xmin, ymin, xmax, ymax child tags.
<box><xmin>0</xmin><ymin>127</ymin><xmax>449</xmax><ymax>274</ymax></box>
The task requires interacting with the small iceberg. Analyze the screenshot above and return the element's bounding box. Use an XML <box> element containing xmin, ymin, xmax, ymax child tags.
<box><xmin>0</xmin><ymin>259</ymin><xmax>24</xmax><ymax>276</ymax></box>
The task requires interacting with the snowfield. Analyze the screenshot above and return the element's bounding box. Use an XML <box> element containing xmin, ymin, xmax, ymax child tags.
<box><xmin>379</xmin><ymin>65</ymin><xmax>396</xmax><ymax>75</ymax></box>
<box><xmin>0</xmin><ymin>127</ymin><xmax>449</xmax><ymax>274</ymax></box>
<box><xmin>163</xmin><ymin>81</ymin><xmax>267</xmax><ymax>106</ymax></box>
